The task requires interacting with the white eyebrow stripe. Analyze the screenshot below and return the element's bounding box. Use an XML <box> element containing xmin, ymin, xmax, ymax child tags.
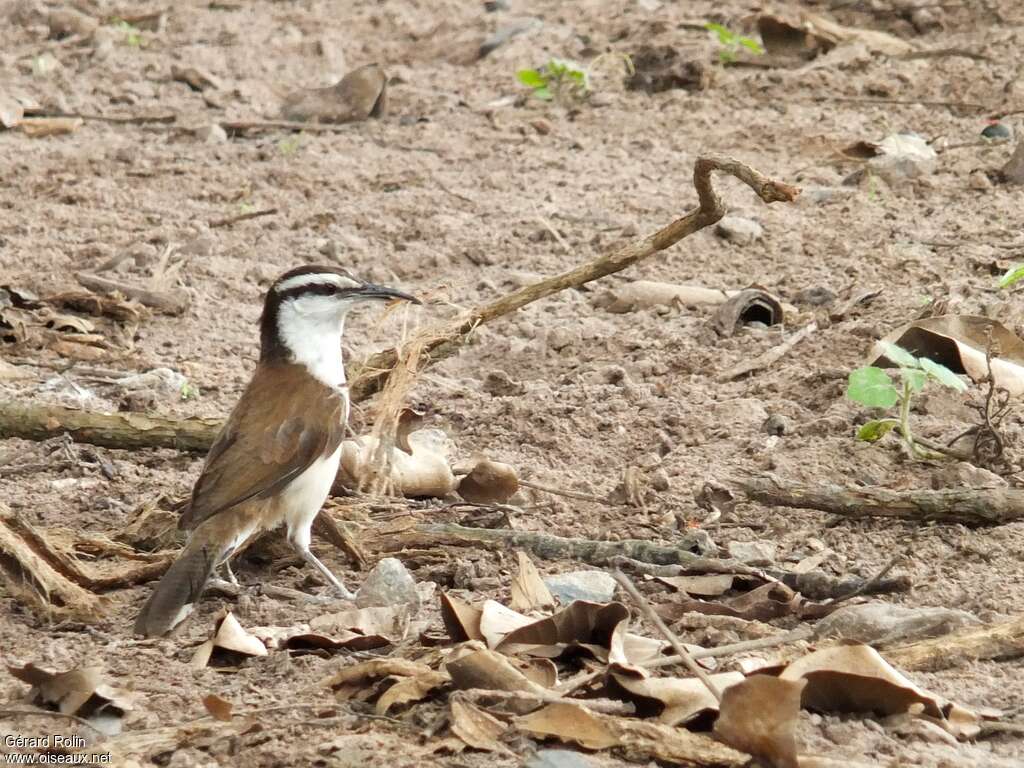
<box><xmin>275</xmin><ymin>273</ymin><xmax>361</xmax><ymax>293</ymax></box>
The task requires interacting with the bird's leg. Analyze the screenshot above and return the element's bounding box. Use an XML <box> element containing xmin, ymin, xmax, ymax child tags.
<box><xmin>221</xmin><ymin>559</ymin><xmax>239</xmax><ymax>586</ymax></box>
<box><xmin>288</xmin><ymin>525</ymin><xmax>356</xmax><ymax>600</ymax></box>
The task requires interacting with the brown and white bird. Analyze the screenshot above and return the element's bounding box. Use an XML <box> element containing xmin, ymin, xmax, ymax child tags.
<box><xmin>134</xmin><ymin>265</ymin><xmax>419</xmax><ymax>637</ymax></box>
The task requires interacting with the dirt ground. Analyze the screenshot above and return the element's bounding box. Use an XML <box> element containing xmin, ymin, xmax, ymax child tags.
<box><xmin>2</xmin><ymin>0</ymin><xmax>1024</xmax><ymax>765</ymax></box>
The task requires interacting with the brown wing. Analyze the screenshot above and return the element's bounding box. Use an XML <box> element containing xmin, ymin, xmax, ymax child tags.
<box><xmin>178</xmin><ymin>363</ymin><xmax>346</xmax><ymax>530</ymax></box>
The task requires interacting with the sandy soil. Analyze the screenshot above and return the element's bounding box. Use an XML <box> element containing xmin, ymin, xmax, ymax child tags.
<box><xmin>2</xmin><ymin>0</ymin><xmax>1024</xmax><ymax>765</ymax></box>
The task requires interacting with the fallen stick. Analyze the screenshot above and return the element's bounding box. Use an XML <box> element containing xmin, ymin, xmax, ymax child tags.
<box><xmin>734</xmin><ymin>475</ymin><xmax>1024</xmax><ymax>526</ymax></box>
<box><xmin>608</xmin><ymin>555</ymin><xmax>911</xmax><ymax>600</ymax></box>
<box><xmin>208</xmin><ymin>207</ymin><xmax>278</xmax><ymax>229</ymax></box>
<box><xmin>721</xmin><ymin>321</ymin><xmax>817</xmax><ymax>381</ymax></box>
<box><xmin>458</xmin><ymin>688</ymin><xmax>633</xmax><ymax>716</ymax></box>
<box><xmin>372</xmin><ymin>522</ymin><xmax>765</xmax><ymax>575</ymax></box>
<box><xmin>349</xmin><ymin>154</ymin><xmax>800</xmax><ymax>402</ymax></box>
<box><xmin>75</xmin><ymin>272</ymin><xmax>189</xmax><ymax>315</ymax></box>
<box><xmin>0</xmin><ymin>507</ymin><xmax>105</xmax><ymax>621</ymax></box>
<box><xmin>221</xmin><ymin>119</ymin><xmax>354</xmax><ymax>134</ymax></box>
<box><xmin>883</xmin><ymin>615</ymin><xmax>1024</xmax><ymax>672</ymax></box>
<box><xmin>0</xmin><ymin>400</ymin><xmax>221</xmax><ymax>452</ymax></box>
<box><xmin>614</xmin><ymin>570</ymin><xmax>723</xmax><ymax>701</ymax></box>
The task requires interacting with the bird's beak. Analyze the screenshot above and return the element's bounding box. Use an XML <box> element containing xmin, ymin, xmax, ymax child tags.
<box><xmin>354</xmin><ymin>282</ymin><xmax>421</xmax><ymax>305</ymax></box>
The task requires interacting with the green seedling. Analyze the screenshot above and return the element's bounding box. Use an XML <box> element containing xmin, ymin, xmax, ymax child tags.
<box><xmin>705</xmin><ymin>22</ymin><xmax>764</xmax><ymax>63</ymax></box>
<box><xmin>999</xmin><ymin>263</ymin><xmax>1024</xmax><ymax>289</ymax></box>
<box><xmin>113</xmin><ymin>20</ymin><xmax>143</xmax><ymax>47</ymax></box>
<box><xmin>278</xmin><ymin>135</ymin><xmax>301</xmax><ymax>155</ymax></box>
<box><xmin>517</xmin><ymin>58</ymin><xmax>588</xmax><ymax>103</ymax></box>
<box><xmin>846</xmin><ymin>341</ymin><xmax>967</xmax><ymax>459</ymax></box>
<box><xmin>180</xmin><ymin>381</ymin><xmax>200</xmax><ymax>401</ymax></box>
<box><xmin>516</xmin><ymin>54</ymin><xmax>633</xmax><ymax>106</ymax></box>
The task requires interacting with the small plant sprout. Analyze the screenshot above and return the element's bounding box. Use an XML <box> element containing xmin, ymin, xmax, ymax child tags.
<box><xmin>999</xmin><ymin>263</ymin><xmax>1024</xmax><ymax>290</ymax></box>
<box><xmin>516</xmin><ymin>54</ymin><xmax>633</xmax><ymax>106</ymax></box>
<box><xmin>705</xmin><ymin>22</ymin><xmax>764</xmax><ymax>64</ymax></box>
<box><xmin>277</xmin><ymin>135</ymin><xmax>301</xmax><ymax>155</ymax></box>
<box><xmin>180</xmin><ymin>381</ymin><xmax>200</xmax><ymax>401</ymax></box>
<box><xmin>113</xmin><ymin>19</ymin><xmax>143</xmax><ymax>48</ymax></box>
<box><xmin>846</xmin><ymin>342</ymin><xmax>967</xmax><ymax>459</ymax></box>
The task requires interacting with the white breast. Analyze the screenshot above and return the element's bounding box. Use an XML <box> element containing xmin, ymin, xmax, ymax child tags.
<box><xmin>280</xmin><ymin>444</ymin><xmax>343</xmax><ymax>547</ymax></box>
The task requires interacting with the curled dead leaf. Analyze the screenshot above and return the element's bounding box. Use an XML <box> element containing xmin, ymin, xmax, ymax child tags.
<box><xmin>516</xmin><ymin>701</ymin><xmax>749</xmax><ymax>766</ymax></box>
<box><xmin>708</xmin><ymin>287</ymin><xmax>784</xmax><ymax>337</ymax></box>
<box><xmin>8</xmin><ymin>663</ymin><xmax>134</xmax><ymax>736</ymax></box>
<box><xmin>449</xmin><ymin>696</ymin><xmax>512</xmax><ymax>754</ymax></box>
<box><xmin>510</xmin><ymin>551</ymin><xmax>555</xmax><ymax>613</ymax></box>
<box><xmin>713</xmin><ymin>675</ymin><xmax>805</xmax><ymax>768</ymax></box>
<box><xmin>780</xmin><ymin>644</ymin><xmax>982</xmax><ymax>738</ymax></box>
<box><xmin>872</xmin><ymin>315</ymin><xmax>1024</xmax><ymax>395</ymax></box>
<box><xmin>201</xmin><ymin>693</ymin><xmax>234</xmax><ymax>722</ymax></box>
<box><xmin>190</xmin><ymin>611</ymin><xmax>268</xmax><ymax>670</ymax></box>
<box><xmin>497</xmin><ymin>600</ymin><xmax>629</xmax><ymax>657</ymax></box>
<box><xmin>322</xmin><ymin>658</ymin><xmax>446</xmax><ymax>713</ymax></box>
<box><xmin>440</xmin><ymin>591</ymin><xmax>485</xmax><ymax>642</ymax></box>
<box><xmin>281</xmin><ymin>63</ymin><xmax>387</xmax><ymax>124</ymax></box>
<box><xmin>340</xmin><ymin>429</ymin><xmax>456</xmax><ymax>497</ymax></box>
<box><xmin>457</xmin><ymin>459</ymin><xmax>520</xmax><ymax>504</ymax></box>
<box><xmin>609</xmin><ymin>668</ymin><xmax>745</xmax><ymax>726</ymax></box>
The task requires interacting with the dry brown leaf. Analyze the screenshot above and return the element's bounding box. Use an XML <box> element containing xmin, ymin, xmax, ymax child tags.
<box><xmin>652</xmin><ymin>574</ymin><xmax>735</xmax><ymax>597</ymax></box>
<box><xmin>516</xmin><ymin>657</ymin><xmax>558</xmax><ymax>688</ymax></box>
<box><xmin>201</xmin><ymin>693</ymin><xmax>234</xmax><ymax>722</ymax></box>
<box><xmin>46</xmin><ymin>291</ymin><xmax>143</xmax><ymax>321</ymax></box>
<box><xmin>479</xmin><ymin>599</ymin><xmax>534</xmax><ymax>648</ymax></box>
<box><xmin>440</xmin><ymin>592</ymin><xmax>485</xmax><ymax>642</ymax></box>
<box><xmin>458</xmin><ymin>459</ymin><xmax>520</xmax><ymax>504</ymax></box>
<box><xmin>19</xmin><ymin>117</ymin><xmax>83</xmax><ymax>137</ymax></box>
<box><xmin>510</xmin><ymin>551</ymin><xmax>555</xmax><ymax>613</ymax></box>
<box><xmin>449</xmin><ymin>696</ymin><xmax>512</xmax><ymax>754</ymax></box>
<box><xmin>757</xmin><ymin>12</ymin><xmax>913</xmax><ymax>58</ymax></box>
<box><xmin>780</xmin><ymin>644</ymin><xmax>981</xmax><ymax>737</ymax></box>
<box><xmin>322</xmin><ymin>658</ymin><xmax>433</xmax><ymax>700</ymax></box>
<box><xmin>656</xmin><ymin>582</ymin><xmax>805</xmax><ymax>623</ymax></box>
<box><xmin>190</xmin><ymin>612</ymin><xmax>268</xmax><ymax>669</ymax></box>
<box><xmin>609</xmin><ymin>669</ymin><xmax>745</xmax><ymax>726</ymax></box>
<box><xmin>252</xmin><ymin>623</ymin><xmax>392</xmax><ymax>654</ymax></box>
<box><xmin>376</xmin><ymin>669</ymin><xmax>449</xmax><ymax>714</ymax></box>
<box><xmin>708</xmin><ymin>287</ymin><xmax>784</xmax><ymax>337</ymax></box>
<box><xmin>309</xmin><ymin>604</ymin><xmax>408</xmax><ymax>640</ymax></box>
<box><xmin>8</xmin><ymin>663</ymin><xmax>134</xmax><ymax>735</ymax></box>
<box><xmin>713</xmin><ymin>675</ymin><xmax>805</xmax><ymax>768</ymax></box>
<box><xmin>496</xmin><ymin>600</ymin><xmax>629</xmax><ymax>656</ymax></box>
<box><xmin>872</xmin><ymin>315</ymin><xmax>1024</xmax><ymax>395</ymax></box>
<box><xmin>445</xmin><ymin>648</ymin><xmax>548</xmax><ymax>701</ymax></box>
<box><xmin>516</xmin><ymin>701</ymin><xmax>749</xmax><ymax>766</ymax></box>
<box><xmin>281</xmin><ymin>63</ymin><xmax>387</xmax><ymax>124</ymax></box>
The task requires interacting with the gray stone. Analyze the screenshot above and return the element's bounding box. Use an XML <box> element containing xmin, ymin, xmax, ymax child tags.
<box><xmin>544</xmin><ymin>570</ymin><xmax>617</xmax><ymax>604</ymax></box>
<box><xmin>195</xmin><ymin>123</ymin><xmax>227</xmax><ymax>143</ymax></box>
<box><xmin>726</xmin><ymin>540</ymin><xmax>776</xmax><ymax>566</ymax></box>
<box><xmin>479</xmin><ymin>17</ymin><xmax>541</xmax><ymax>57</ymax></box>
<box><xmin>715</xmin><ymin>215</ymin><xmax>763</xmax><ymax>245</ymax></box>
<box><xmin>933</xmin><ymin>461</ymin><xmax>1007</xmax><ymax>489</ymax></box>
<box><xmin>356</xmin><ymin>557</ymin><xmax>419</xmax><ymax>609</ymax></box>
<box><xmin>526</xmin><ymin>750</ymin><xmax>598</xmax><ymax>768</ymax></box>
<box><xmin>483</xmin><ymin>369</ymin><xmax>526</xmax><ymax>397</ymax></box>
<box><xmin>546</xmin><ymin>326</ymin><xmax>575</xmax><ymax>351</ymax></box>
<box><xmin>761</xmin><ymin>413</ymin><xmax>792</xmax><ymax>436</ymax></box>
<box><xmin>868</xmin><ymin>132</ymin><xmax>936</xmax><ymax>184</ymax></box>
<box><xmin>813</xmin><ymin>603</ymin><xmax>980</xmax><ymax>646</ymax></box>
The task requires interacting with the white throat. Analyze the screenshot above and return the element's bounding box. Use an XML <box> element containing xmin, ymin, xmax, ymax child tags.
<box><xmin>277</xmin><ymin>301</ymin><xmax>348</xmax><ymax>389</ymax></box>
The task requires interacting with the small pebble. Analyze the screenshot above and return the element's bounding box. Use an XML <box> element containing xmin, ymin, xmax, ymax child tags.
<box><xmin>981</xmin><ymin>122</ymin><xmax>1012</xmax><ymax>140</ymax></box>
<box><xmin>968</xmin><ymin>170</ymin><xmax>993</xmax><ymax>190</ymax></box>
<box><xmin>527</xmin><ymin>750</ymin><xmax>598</xmax><ymax>768</ymax></box>
<box><xmin>356</xmin><ymin>557</ymin><xmax>420</xmax><ymax>610</ymax></box>
<box><xmin>544</xmin><ymin>571</ymin><xmax>618</xmax><ymax>604</ymax></box>
<box><xmin>715</xmin><ymin>215</ymin><xmax>763</xmax><ymax>245</ymax></box>
<box><xmin>761</xmin><ymin>413</ymin><xmax>791</xmax><ymax>436</ymax></box>
<box><xmin>727</xmin><ymin>540</ymin><xmax>776</xmax><ymax>566</ymax></box>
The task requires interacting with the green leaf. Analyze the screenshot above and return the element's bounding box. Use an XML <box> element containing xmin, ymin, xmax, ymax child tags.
<box><xmin>901</xmin><ymin>367</ymin><xmax>927</xmax><ymax>392</ymax></box>
<box><xmin>879</xmin><ymin>341</ymin><xmax>919</xmax><ymax>369</ymax></box>
<box><xmin>738</xmin><ymin>36</ymin><xmax>765</xmax><ymax>54</ymax></box>
<box><xmin>847</xmin><ymin>366</ymin><xmax>900</xmax><ymax>408</ymax></box>
<box><xmin>718</xmin><ymin>49</ymin><xmax>736</xmax><ymax>63</ymax></box>
<box><xmin>857</xmin><ymin>418</ymin><xmax>899</xmax><ymax>442</ymax></box>
<box><xmin>533</xmin><ymin>86</ymin><xmax>552</xmax><ymax>101</ymax></box>
<box><xmin>705</xmin><ymin>22</ymin><xmax>734</xmax><ymax>45</ymax></box>
<box><xmin>920</xmin><ymin>358</ymin><xmax>968</xmax><ymax>391</ymax></box>
<box><xmin>517</xmin><ymin>69</ymin><xmax>547</xmax><ymax>89</ymax></box>
<box><xmin>999</xmin><ymin>263</ymin><xmax>1024</xmax><ymax>289</ymax></box>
